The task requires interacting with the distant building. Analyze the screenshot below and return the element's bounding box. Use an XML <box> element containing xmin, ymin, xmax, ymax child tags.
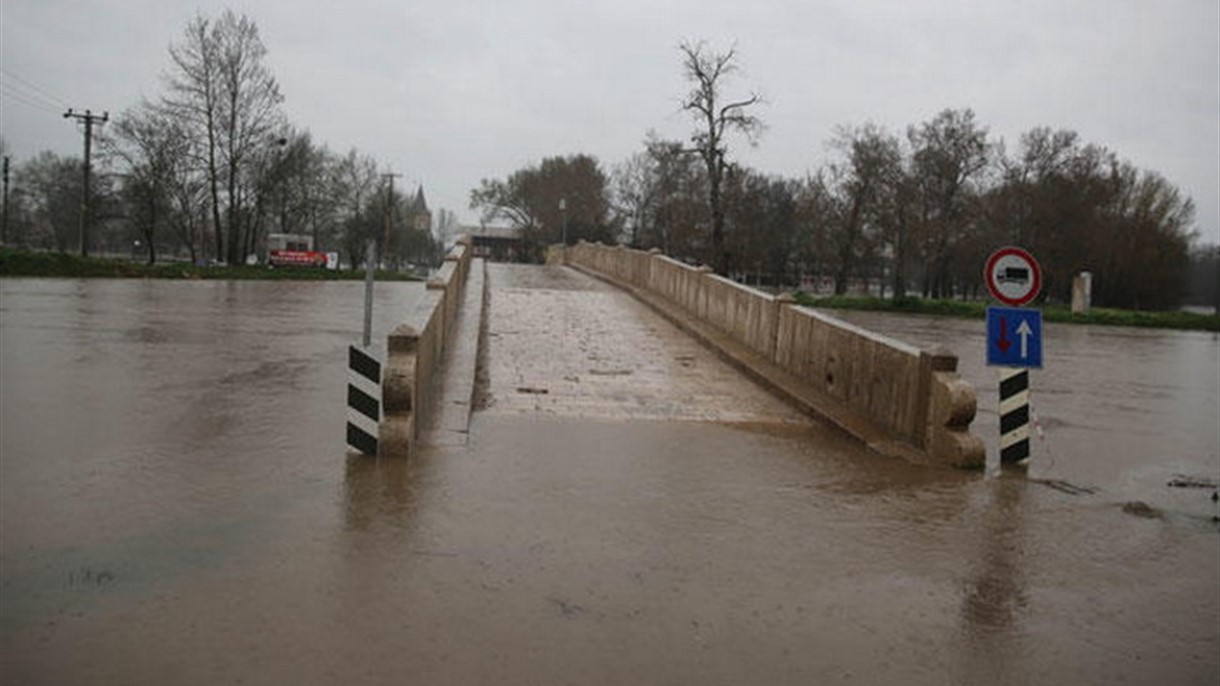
<box><xmin>406</xmin><ymin>186</ymin><xmax>431</xmax><ymax>236</ymax></box>
<box><xmin>470</xmin><ymin>225</ymin><xmax>527</xmax><ymax>262</ymax></box>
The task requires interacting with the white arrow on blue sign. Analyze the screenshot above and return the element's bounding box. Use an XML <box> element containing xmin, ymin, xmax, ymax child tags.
<box><xmin>986</xmin><ymin>306</ymin><xmax>1043</xmax><ymax>368</ymax></box>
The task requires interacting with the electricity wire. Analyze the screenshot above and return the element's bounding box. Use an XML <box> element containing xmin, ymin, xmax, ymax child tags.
<box><xmin>0</xmin><ymin>67</ymin><xmax>70</xmax><ymax>109</ymax></box>
<box><xmin>0</xmin><ymin>82</ymin><xmax>61</xmax><ymax>114</ymax></box>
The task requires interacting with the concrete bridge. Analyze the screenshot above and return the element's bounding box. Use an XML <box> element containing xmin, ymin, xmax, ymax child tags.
<box><xmin>381</xmin><ymin>237</ymin><xmax>984</xmax><ymax>469</ymax></box>
<box><xmin>322</xmin><ymin>242</ymin><xmax>1220</xmax><ymax>685</ymax></box>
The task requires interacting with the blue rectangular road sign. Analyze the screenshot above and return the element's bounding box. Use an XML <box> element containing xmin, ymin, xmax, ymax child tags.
<box><xmin>986</xmin><ymin>306</ymin><xmax>1043</xmax><ymax>368</ymax></box>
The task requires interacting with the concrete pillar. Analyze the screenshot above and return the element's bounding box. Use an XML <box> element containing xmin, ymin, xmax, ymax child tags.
<box><xmin>1071</xmin><ymin>272</ymin><xmax>1092</xmax><ymax>314</ymax></box>
<box><xmin>915</xmin><ymin>346</ymin><xmax>958</xmax><ymax>449</ymax></box>
<box><xmin>381</xmin><ymin>323</ymin><xmax>420</xmax><ymax>457</ymax></box>
<box><xmin>384</xmin><ymin>324</ymin><xmax>419</xmax><ymax>415</ymax></box>
<box><xmin>695</xmin><ymin>265</ymin><xmax>715</xmax><ymax>318</ymax></box>
<box><xmin>772</xmin><ymin>293</ymin><xmax>797</xmax><ymax>363</ymax></box>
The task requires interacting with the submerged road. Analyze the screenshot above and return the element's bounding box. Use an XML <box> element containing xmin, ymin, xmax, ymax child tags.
<box><xmin>1</xmin><ymin>271</ymin><xmax>1216</xmax><ymax>685</ymax></box>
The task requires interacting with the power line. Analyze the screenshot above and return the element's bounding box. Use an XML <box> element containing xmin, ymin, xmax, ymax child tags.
<box><xmin>0</xmin><ymin>67</ymin><xmax>70</xmax><ymax>109</ymax></box>
<box><xmin>0</xmin><ymin>76</ymin><xmax>63</xmax><ymax>110</ymax></box>
<box><xmin>1</xmin><ymin>86</ymin><xmax>58</xmax><ymax>113</ymax></box>
<box><xmin>0</xmin><ymin>82</ymin><xmax>62</xmax><ymax>114</ymax></box>
<box><xmin>0</xmin><ymin>70</ymin><xmax>67</xmax><ymax>113</ymax></box>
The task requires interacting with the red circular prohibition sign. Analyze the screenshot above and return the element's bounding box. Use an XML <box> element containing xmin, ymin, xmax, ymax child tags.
<box><xmin>984</xmin><ymin>246</ymin><xmax>1042</xmax><ymax>306</ymax></box>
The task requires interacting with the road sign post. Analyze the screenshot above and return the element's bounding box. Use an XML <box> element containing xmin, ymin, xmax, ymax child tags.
<box><xmin>983</xmin><ymin>246</ymin><xmax>1043</xmax><ymax>473</ymax></box>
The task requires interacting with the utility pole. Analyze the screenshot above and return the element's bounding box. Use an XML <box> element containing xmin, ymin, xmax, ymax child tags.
<box><xmin>273</xmin><ymin>137</ymin><xmax>288</xmax><ymax>236</ymax></box>
<box><xmin>380</xmin><ymin>172</ymin><xmax>401</xmax><ymax>269</ymax></box>
<box><xmin>63</xmin><ymin>108</ymin><xmax>108</xmax><ymax>256</ymax></box>
<box><xmin>2</xmin><ymin>156</ymin><xmax>10</xmax><ymax>246</ymax></box>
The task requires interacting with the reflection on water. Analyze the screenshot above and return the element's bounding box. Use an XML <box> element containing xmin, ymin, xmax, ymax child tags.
<box><xmin>962</xmin><ymin>477</ymin><xmax>1028</xmax><ymax>632</ymax></box>
<box><xmin>342</xmin><ymin>455</ymin><xmax>416</xmax><ymax>534</ymax></box>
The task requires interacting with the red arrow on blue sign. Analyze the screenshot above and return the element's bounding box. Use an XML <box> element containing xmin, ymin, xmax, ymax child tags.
<box><xmin>996</xmin><ymin>316</ymin><xmax>1011</xmax><ymax>352</ymax></box>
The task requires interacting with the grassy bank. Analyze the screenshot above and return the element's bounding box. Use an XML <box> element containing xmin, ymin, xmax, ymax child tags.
<box><xmin>794</xmin><ymin>293</ymin><xmax>1220</xmax><ymax>332</ymax></box>
<box><xmin>0</xmin><ymin>248</ymin><xmax>423</xmax><ymax>282</ymax></box>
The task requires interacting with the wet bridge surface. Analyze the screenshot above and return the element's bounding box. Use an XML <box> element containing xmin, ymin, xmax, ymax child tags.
<box><xmin>1</xmin><ymin>271</ymin><xmax>1217</xmax><ymax>685</ymax></box>
<box><xmin>481</xmin><ymin>263</ymin><xmax>806</xmax><ymax>424</ymax></box>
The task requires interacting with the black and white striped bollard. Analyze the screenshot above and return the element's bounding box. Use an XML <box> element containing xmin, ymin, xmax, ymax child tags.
<box><xmin>347</xmin><ymin>345</ymin><xmax>381</xmax><ymax>455</ymax></box>
<box><xmin>999</xmin><ymin>367</ymin><xmax>1031</xmax><ymax>465</ymax></box>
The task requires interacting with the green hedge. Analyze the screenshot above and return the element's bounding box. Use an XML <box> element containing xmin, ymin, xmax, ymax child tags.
<box><xmin>0</xmin><ymin>248</ymin><xmax>421</xmax><ymax>282</ymax></box>
<box><xmin>793</xmin><ymin>293</ymin><xmax>1219</xmax><ymax>332</ymax></box>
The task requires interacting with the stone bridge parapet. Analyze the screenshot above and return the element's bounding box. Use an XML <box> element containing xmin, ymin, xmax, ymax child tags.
<box><xmin>563</xmin><ymin>241</ymin><xmax>985</xmax><ymax>468</ymax></box>
<box><xmin>380</xmin><ymin>236</ymin><xmax>474</xmax><ymax>456</ymax></box>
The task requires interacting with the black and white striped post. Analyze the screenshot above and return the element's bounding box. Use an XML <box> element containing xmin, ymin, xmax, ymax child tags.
<box><xmin>347</xmin><ymin>345</ymin><xmax>381</xmax><ymax>455</ymax></box>
<box><xmin>347</xmin><ymin>239</ymin><xmax>380</xmax><ymax>456</ymax></box>
<box><xmin>999</xmin><ymin>368</ymin><xmax>1031</xmax><ymax>465</ymax></box>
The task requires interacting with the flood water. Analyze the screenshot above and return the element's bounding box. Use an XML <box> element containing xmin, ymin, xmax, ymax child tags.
<box><xmin>1</xmin><ymin>278</ymin><xmax>1217</xmax><ymax>685</ymax></box>
<box><xmin>826</xmin><ymin>309</ymin><xmax>1220</xmax><ymax>513</ymax></box>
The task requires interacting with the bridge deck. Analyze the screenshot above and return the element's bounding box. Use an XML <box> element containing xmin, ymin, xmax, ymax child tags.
<box><xmin>480</xmin><ymin>263</ymin><xmax>808</xmax><ymax>425</ymax></box>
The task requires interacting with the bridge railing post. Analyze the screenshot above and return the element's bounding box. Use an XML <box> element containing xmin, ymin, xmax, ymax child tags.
<box><xmin>918</xmin><ymin>346</ymin><xmax>985</xmax><ymax>466</ymax></box>
<box><xmin>771</xmin><ymin>292</ymin><xmax>797</xmax><ymax>363</ymax></box>
<box><xmin>381</xmin><ymin>323</ymin><xmax>420</xmax><ymax>456</ymax></box>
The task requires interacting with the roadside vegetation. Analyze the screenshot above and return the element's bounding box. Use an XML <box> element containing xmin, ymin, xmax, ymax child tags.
<box><xmin>0</xmin><ymin>248</ymin><xmax>421</xmax><ymax>282</ymax></box>
<box><xmin>5</xmin><ymin>17</ymin><xmax>1216</xmax><ymax>315</ymax></box>
<box><xmin>1</xmin><ymin>10</ymin><xmax>450</xmax><ymax>275</ymax></box>
<box><xmin>472</xmin><ymin>42</ymin><xmax>1217</xmax><ymax>316</ymax></box>
<box><xmin>794</xmin><ymin>293</ymin><xmax>1220</xmax><ymax>332</ymax></box>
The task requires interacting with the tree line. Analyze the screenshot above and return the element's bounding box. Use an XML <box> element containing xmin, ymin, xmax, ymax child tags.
<box><xmin>472</xmin><ymin>42</ymin><xmax>1211</xmax><ymax>311</ymax></box>
<box><xmin>1</xmin><ymin>10</ymin><xmax>442</xmax><ymax>269</ymax></box>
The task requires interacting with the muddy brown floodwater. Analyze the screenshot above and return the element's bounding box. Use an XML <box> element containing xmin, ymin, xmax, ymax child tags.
<box><xmin>826</xmin><ymin>309</ymin><xmax>1220</xmax><ymax>513</ymax></box>
<box><xmin>1</xmin><ymin>277</ymin><xmax>1217</xmax><ymax>685</ymax></box>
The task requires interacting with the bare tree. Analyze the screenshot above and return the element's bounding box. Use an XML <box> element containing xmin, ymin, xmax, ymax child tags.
<box><xmin>469</xmin><ymin>173</ymin><xmax>540</xmax><ymax>236</ymax></box>
<box><xmin>16</xmin><ymin>152</ymin><xmax>83</xmax><ymax>252</ymax></box>
<box><xmin>331</xmin><ymin>149</ymin><xmax>380</xmax><ymax>267</ymax></box>
<box><xmin>108</xmin><ymin>105</ymin><xmax>191</xmax><ymax>263</ymax></box>
<box><xmin>723</xmin><ymin>169</ymin><xmax>800</xmax><ymax>287</ymax></box>
<box><xmin>161</xmin><ymin>10</ymin><xmax>283</xmax><ymax>265</ymax></box>
<box><xmin>611</xmin><ymin>147</ymin><xmax>659</xmax><ymax>246</ymax></box>
<box><xmin>644</xmin><ymin>136</ymin><xmax>707</xmax><ymax>257</ymax></box>
<box><xmin>163</xmin><ymin>14</ymin><xmax>222</xmax><ymax>261</ymax></box>
<box><xmin>825</xmin><ymin>124</ymin><xmax>903</xmax><ymax>295</ymax></box>
<box><xmin>434</xmin><ymin>207</ymin><xmax>460</xmax><ymax>247</ymax></box>
<box><xmin>470</xmin><ymin>154</ymin><xmax>613</xmax><ymax>258</ymax></box>
<box><xmin>678</xmin><ymin>40</ymin><xmax>764</xmax><ymax>273</ymax></box>
<box><xmin>907</xmin><ymin>108</ymin><xmax>992</xmax><ymax>298</ymax></box>
<box><xmin>214</xmin><ymin>11</ymin><xmax>284</xmax><ymax>265</ymax></box>
<box><xmin>793</xmin><ymin>172</ymin><xmax>836</xmax><ymax>292</ymax></box>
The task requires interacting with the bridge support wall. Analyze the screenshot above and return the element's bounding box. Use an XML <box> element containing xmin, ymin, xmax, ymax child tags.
<box><xmin>380</xmin><ymin>236</ymin><xmax>474</xmax><ymax>457</ymax></box>
<box><xmin>564</xmin><ymin>241</ymin><xmax>984</xmax><ymax>468</ymax></box>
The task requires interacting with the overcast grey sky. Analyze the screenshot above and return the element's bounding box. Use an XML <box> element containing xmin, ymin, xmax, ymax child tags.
<box><xmin>3</xmin><ymin>0</ymin><xmax>1217</xmax><ymax>243</ymax></box>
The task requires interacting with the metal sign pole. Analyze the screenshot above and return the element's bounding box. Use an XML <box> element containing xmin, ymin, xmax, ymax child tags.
<box><xmin>362</xmin><ymin>239</ymin><xmax>375</xmax><ymax>348</ymax></box>
<box><xmin>987</xmin><ymin>371</ymin><xmax>1003</xmax><ymax>478</ymax></box>
<box><xmin>346</xmin><ymin>239</ymin><xmax>381</xmax><ymax>457</ymax></box>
